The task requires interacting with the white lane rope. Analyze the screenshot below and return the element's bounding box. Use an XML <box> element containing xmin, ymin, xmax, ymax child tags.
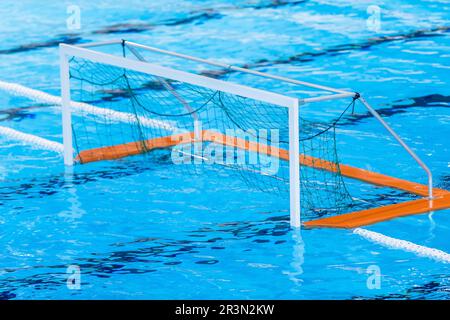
<box><xmin>0</xmin><ymin>80</ymin><xmax>178</xmax><ymax>132</ymax></box>
<box><xmin>0</xmin><ymin>125</ymin><xmax>64</xmax><ymax>154</ymax></box>
<box><xmin>2</xmin><ymin>82</ymin><xmax>449</xmax><ymax>259</ymax></box>
<box><xmin>354</xmin><ymin>228</ymin><xmax>450</xmax><ymax>264</ymax></box>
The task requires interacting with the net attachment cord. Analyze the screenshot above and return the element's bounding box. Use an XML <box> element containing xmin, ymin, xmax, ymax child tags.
<box><xmin>351</xmin><ymin>92</ymin><xmax>360</xmax><ymax>114</ymax></box>
<box><xmin>299</xmin><ymin>92</ymin><xmax>360</xmax><ymax>142</ymax></box>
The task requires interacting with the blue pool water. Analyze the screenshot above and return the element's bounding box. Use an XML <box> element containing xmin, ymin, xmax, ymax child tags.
<box><xmin>0</xmin><ymin>0</ymin><xmax>449</xmax><ymax>299</ymax></box>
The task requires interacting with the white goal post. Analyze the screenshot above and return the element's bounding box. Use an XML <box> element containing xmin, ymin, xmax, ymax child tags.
<box><xmin>59</xmin><ymin>40</ymin><xmax>434</xmax><ymax>228</ymax></box>
<box><xmin>59</xmin><ymin>41</ymin><xmax>305</xmax><ymax>226</ymax></box>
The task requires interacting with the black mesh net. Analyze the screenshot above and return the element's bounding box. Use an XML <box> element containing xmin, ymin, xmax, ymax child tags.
<box><xmin>68</xmin><ymin>54</ymin><xmax>355</xmax><ymax>220</ymax></box>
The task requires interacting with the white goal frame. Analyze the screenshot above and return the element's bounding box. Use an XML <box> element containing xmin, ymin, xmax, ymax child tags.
<box><xmin>59</xmin><ymin>40</ymin><xmax>434</xmax><ymax>228</ymax></box>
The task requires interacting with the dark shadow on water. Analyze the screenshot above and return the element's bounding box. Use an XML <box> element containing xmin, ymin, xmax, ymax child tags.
<box><xmin>336</xmin><ymin>94</ymin><xmax>450</xmax><ymax>127</ymax></box>
<box><xmin>0</xmin><ymin>212</ymin><xmax>293</xmax><ymax>298</ymax></box>
<box><xmin>200</xmin><ymin>26</ymin><xmax>450</xmax><ymax>78</ymax></box>
<box><xmin>0</xmin><ymin>104</ymin><xmax>53</xmax><ymax>122</ymax></box>
<box><xmin>352</xmin><ymin>279</ymin><xmax>450</xmax><ymax>300</ymax></box>
<box><xmin>0</xmin><ymin>1</ymin><xmax>307</xmax><ymax>54</ymax></box>
<box><xmin>0</xmin><ymin>34</ymin><xmax>83</xmax><ymax>55</ymax></box>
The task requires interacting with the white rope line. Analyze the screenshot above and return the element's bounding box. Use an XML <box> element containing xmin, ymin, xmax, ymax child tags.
<box><xmin>0</xmin><ymin>80</ymin><xmax>178</xmax><ymax>132</ymax></box>
<box><xmin>354</xmin><ymin>228</ymin><xmax>450</xmax><ymax>264</ymax></box>
<box><xmin>0</xmin><ymin>126</ymin><xmax>64</xmax><ymax>154</ymax></box>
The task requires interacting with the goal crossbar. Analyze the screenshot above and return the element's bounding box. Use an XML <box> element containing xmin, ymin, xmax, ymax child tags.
<box><xmin>77</xmin><ymin>39</ymin><xmax>354</xmax><ymax>97</ymax></box>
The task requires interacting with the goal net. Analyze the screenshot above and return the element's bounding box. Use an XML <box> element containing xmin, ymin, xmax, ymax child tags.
<box><xmin>60</xmin><ymin>42</ymin><xmax>355</xmax><ymax>226</ymax></box>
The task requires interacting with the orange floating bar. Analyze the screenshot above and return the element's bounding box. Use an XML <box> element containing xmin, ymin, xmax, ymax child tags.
<box><xmin>305</xmin><ymin>192</ymin><xmax>450</xmax><ymax>229</ymax></box>
<box><xmin>75</xmin><ymin>130</ymin><xmax>450</xmax><ymax>227</ymax></box>
<box><xmin>205</xmin><ymin>130</ymin><xmax>448</xmax><ymax>197</ymax></box>
<box><xmin>76</xmin><ymin>132</ymin><xmax>198</xmax><ymax>164</ymax></box>
<box><xmin>338</xmin><ymin>164</ymin><xmax>448</xmax><ymax>197</ymax></box>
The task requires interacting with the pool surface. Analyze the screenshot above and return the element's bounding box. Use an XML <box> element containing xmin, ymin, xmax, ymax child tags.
<box><xmin>0</xmin><ymin>0</ymin><xmax>449</xmax><ymax>299</ymax></box>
